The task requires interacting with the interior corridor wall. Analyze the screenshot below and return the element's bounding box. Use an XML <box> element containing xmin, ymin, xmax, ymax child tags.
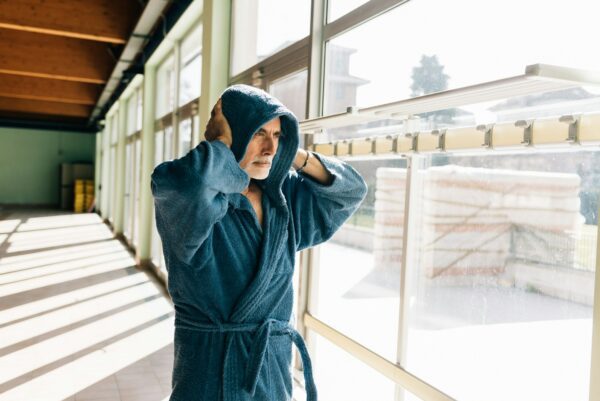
<box><xmin>0</xmin><ymin>127</ymin><xmax>95</xmax><ymax>206</ymax></box>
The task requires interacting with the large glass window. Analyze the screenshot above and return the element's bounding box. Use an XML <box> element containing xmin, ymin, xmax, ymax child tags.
<box><xmin>230</xmin><ymin>0</ymin><xmax>311</xmax><ymax>76</ymax></box>
<box><xmin>312</xmin><ymin>147</ymin><xmax>598</xmax><ymax>401</ymax></box>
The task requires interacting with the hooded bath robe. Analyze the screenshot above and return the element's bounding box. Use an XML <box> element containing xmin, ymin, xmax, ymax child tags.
<box><xmin>151</xmin><ymin>85</ymin><xmax>367</xmax><ymax>401</ymax></box>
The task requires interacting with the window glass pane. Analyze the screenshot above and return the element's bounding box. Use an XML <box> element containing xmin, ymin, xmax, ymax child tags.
<box><xmin>107</xmin><ymin>146</ymin><xmax>116</xmax><ymax>220</ymax></box>
<box><xmin>152</xmin><ymin>131</ymin><xmax>165</xmax><ymax>270</ymax></box>
<box><xmin>327</xmin><ymin>0</ymin><xmax>370</xmax><ymax>22</ymax></box>
<box><xmin>133</xmin><ymin>139</ymin><xmax>141</xmax><ymax>246</ymax></box>
<box><xmin>312</xmin><ymin>334</ymin><xmax>396</xmax><ymax>401</ymax></box>
<box><xmin>180</xmin><ymin>25</ymin><xmax>202</xmax><ymax>106</ymax></box>
<box><xmin>154</xmin><ymin>131</ymin><xmax>164</xmax><ymax>165</ymax></box>
<box><xmin>178</xmin><ymin>118</ymin><xmax>192</xmax><ymax>157</ymax></box>
<box><xmin>124</xmin><ymin>142</ymin><xmax>132</xmax><ymax>239</ymax></box>
<box><xmin>156</xmin><ymin>55</ymin><xmax>176</xmax><ymax>118</ymax></box>
<box><xmin>231</xmin><ymin>0</ymin><xmax>310</xmax><ymax>75</ymax></box>
<box><xmin>136</xmin><ymin>87</ymin><xmax>143</xmax><ymax>131</ymax></box>
<box><xmin>402</xmin><ymin>150</ymin><xmax>598</xmax><ymax>401</ymax></box>
<box><xmin>313</xmin><ymin>158</ymin><xmax>406</xmax><ymax>360</ymax></box>
<box><xmin>110</xmin><ymin>113</ymin><xmax>119</xmax><ymax>144</ymax></box>
<box><xmin>268</xmin><ymin>70</ymin><xmax>308</xmax><ymax>147</ymax></box>
<box><xmin>324</xmin><ymin>0</ymin><xmax>600</xmax><ymax>118</ymax></box>
<box><xmin>127</xmin><ymin>92</ymin><xmax>137</xmax><ymax>135</ymax></box>
<box><xmin>152</xmin><ymin>212</ymin><xmax>162</xmax><ymax>267</ymax></box>
<box><xmin>269</xmin><ymin>70</ymin><xmax>308</xmax><ymax>119</ymax></box>
<box><xmin>193</xmin><ymin>115</ymin><xmax>200</xmax><ymax>144</ymax></box>
<box><xmin>164</xmin><ymin>126</ymin><xmax>174</xmax><ymax>161</ymax></box>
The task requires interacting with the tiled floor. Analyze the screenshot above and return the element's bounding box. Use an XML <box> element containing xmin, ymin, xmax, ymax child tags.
<box><xmin>0</xmin><ymin>209</ymin><xmax>175</xmax><ymax>401</ymax></box>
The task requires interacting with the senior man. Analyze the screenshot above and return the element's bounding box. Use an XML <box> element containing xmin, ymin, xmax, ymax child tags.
<box><xmin>151</xmin><ymin>84</ymin><xmax>367</xmax><ymax>401</ymax></box>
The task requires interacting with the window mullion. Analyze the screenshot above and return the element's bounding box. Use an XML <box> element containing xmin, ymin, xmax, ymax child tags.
<box><xmin>590</xmin><ymin>215</ymin><xmax>600</xmax><ymax>401</ymax></box>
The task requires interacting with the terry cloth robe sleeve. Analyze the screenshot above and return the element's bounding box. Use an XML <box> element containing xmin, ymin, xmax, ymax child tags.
<box><xmin>285</xmin><ymin>152</ymin><xmax>368</xmax><ymax>251</ymax></box>
<box><xmin>151</xmin><ymin>140</ymin><xmax>250</xmax><ymax>266</ymax></box>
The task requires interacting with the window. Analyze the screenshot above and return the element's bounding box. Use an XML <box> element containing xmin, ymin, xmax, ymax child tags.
<box><xmin>156</xmin><ymin>55</ymin><xmax>176</xmax><ymax>118</ymax></box>
<box><xmin>399</xmin><ymin>150</ymin><xmax>597</xmax><ymax>401</ymax></box>
<box><xmin>179</xmin><ymin>24</ymin><xmax>202</xmax><ymax>106</ymax></box>
<box><xmin>178</xmin><ymin>118</ymin><xmax>192</xmax><ymax>157</ymax></box>
<box><xmin>127</xmin><ymin>91</ymin><xmax>138</xmax><ymax>136</ymax></box>
<box><xmin>107</xmin><ymin>112</ymin><xmax>119</xmax><ymax>222</ymax></box>
<box><xmin>269</xmin><ymin>70</ymin><xmax>308</xmax><ymax>120</ymax></box>
<box><xmin>123</xmin><ymin>142</ymin><xmax>133</xmax><ymax>239</ymax></box>
<box><xmin>324</xmin><ymin>0</ymin><xmax>600</xmax><ymax>117</ymax></box>
<box><xmin>132</xmin><ymin>138</ymin><xmax>141</xmax><ymax>246</ymax></box>
<box><xmin>230</xmin><ymin>0</ymin><xmax>311</xmax><ymax>76</ymax></box>
<box><xmin>136</xmin><ymin>87</ymin><xmax>143</xmax><ymax>131</ymax></box>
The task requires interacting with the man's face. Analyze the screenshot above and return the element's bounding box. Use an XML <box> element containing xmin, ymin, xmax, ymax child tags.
<box><xmin>239</xmin><ymin>117</ymin><xmax>281</xmax><ymax>180</ymax></box>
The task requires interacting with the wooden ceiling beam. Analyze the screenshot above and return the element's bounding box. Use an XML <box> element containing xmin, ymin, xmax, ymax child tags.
<box><xmin>0</xmin><ymin>29</ymin><xmax>114</xmax><ymax>84</ymax></box>
<box><xmin>0</xmin><ymin>96</ymin><xmax>92</xmax><ymax>118</ymax></box>
<box><xmin>0</xmin><ymin>74</ymin><xmax>101</xmax><ymax>105</ymax></box>
<box><xmin>0</xmin><ymin>0</ymin><xmax>141</xmax><ymax>44</ymax></box>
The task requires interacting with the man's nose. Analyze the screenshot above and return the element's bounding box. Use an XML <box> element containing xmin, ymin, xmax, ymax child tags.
<box><xmin>262</xmin><ymin>137</ymin><xmax>276</xmax><ymax>154</ymax></box>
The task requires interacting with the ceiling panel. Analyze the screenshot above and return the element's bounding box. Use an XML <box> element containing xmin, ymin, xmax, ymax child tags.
<box><xmin>0</xmin><ymin>96</ymin><xmax>92</xmax><ymax>118</ymax></box>
<box><xmin>0</xmin><ymin>0</ymin><xmax>139</xmax><ymax>43</ymax></box>
<box><xmin>0</xmin><ymin>74</ymin><xmax>101</xmax><ymax>105</ymax></box>
<box><xmin>0</xmin><ymin>0</ymin><xmax>146</xmax><ymax>131</ymax></box>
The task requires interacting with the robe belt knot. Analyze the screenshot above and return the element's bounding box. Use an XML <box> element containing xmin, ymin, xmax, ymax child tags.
<box><xmin>175</xmin><ymin>317</ymin><xmax>318</xmax><ymax>401</ymax></box>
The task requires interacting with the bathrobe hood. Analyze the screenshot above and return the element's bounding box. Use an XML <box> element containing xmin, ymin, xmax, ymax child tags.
<box><xmin>220</xmin><ymin>84</ymin><xmax>299</xmax><ymax>206</ymax></box>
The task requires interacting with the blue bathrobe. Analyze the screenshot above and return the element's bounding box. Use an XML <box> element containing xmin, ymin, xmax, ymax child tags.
<box><xmin>151</xmin><ymin>85</ymin><xmax>367</xmax><ymax>401</ymax></box>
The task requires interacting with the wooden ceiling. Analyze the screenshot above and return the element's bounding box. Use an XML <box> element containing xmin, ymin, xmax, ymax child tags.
<box><xmin>0</xmin><ymin>0</ymin><xmax>144</xmax><ymax>130</ymax></box>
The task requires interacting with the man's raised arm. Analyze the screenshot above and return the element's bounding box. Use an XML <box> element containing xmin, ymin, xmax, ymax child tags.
<box><xmin>151</xmin><ymin>100</ymin><xmax>248</xmax><ymax>267</ymax></box>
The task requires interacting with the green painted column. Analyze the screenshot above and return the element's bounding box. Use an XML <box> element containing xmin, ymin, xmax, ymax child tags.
<box><xmin>137</xmin><ymin>66</ymin><xmax>157</xmax><ymax>263</ymax></box>
<box><xmin>113</xmin><ymin>99</ymin><xmax>128</xmax><ymax>234</ymax></box>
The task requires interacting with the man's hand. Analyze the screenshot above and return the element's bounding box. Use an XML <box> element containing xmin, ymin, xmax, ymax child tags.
<box><xmin>205</xmin><ymin>98</ymin><xmax>233</xmax><ymax>148</ymax></box>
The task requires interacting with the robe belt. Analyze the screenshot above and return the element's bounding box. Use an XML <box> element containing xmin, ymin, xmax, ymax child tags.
<box><xmin>175</xmin><ymin>317</ymin><xmax>318</xmax><ymax>401</ymax></box>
